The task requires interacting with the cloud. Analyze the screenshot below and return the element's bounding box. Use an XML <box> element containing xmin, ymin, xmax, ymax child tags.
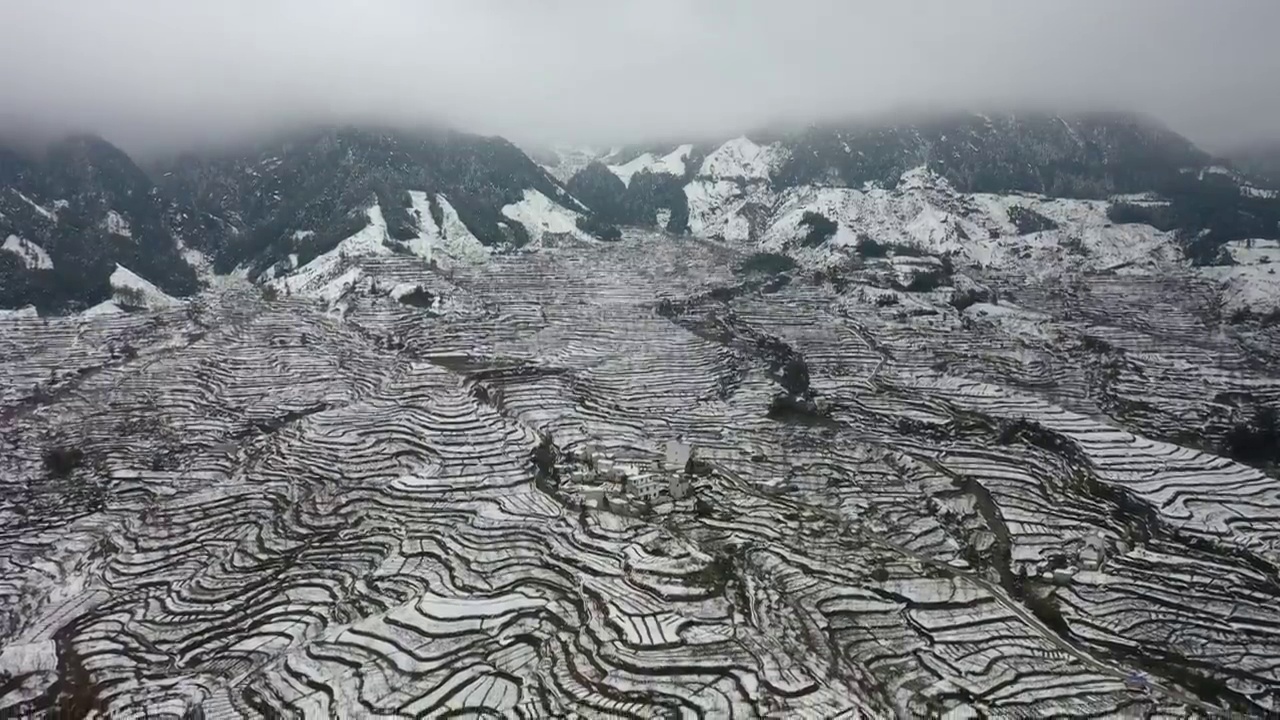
<box><xmin>2</xmin><ymin>0</ymin><xmax>1278</xmax><ymax>154</ymax></box>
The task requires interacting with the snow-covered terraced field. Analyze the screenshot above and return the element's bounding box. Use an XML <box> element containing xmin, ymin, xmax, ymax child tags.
<box><xmin>2</xmin><ymin>231</ymin><xmax>1279</xmax><ymax>717</ymax></box>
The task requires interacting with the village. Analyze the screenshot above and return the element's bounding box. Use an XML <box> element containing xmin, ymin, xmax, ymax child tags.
<box><xmin>554</xmin><ymin>439</ymin><xmax>699</xmax><ymax>518</ymax></box>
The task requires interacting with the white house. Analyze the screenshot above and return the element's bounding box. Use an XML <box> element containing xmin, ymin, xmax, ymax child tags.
<box><xmin>627</xmin><ymin>473</ymin><xmax>667</xmax><ymax>502</ymax></box>
<box><xmin>669</xmin><ymin>473</ymin><xmax>692</xmax><ymax>500</ymax></box>
<box><xmin>1079</xmin><ymin>535</ymin><xmax>1107</xmax><ymax>571</ymax></box>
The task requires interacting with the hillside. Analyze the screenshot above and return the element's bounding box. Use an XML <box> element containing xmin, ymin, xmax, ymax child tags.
<box><xmin>0</xmin><ymin>127</ymin><xmax>602</xmax><ymax>314</ymax></box>
<box><xmin>0</xmin><ymin>136</ymin><xmax>202</xmax><ymax>313</ymax></box>
<box><xmin>156</xmin><ymin>127</ymin><xmax>587</xmax><ymax>277</ymax></box>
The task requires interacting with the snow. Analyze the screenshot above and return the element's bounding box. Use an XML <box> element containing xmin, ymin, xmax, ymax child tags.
<box><xmin>2</xmin><ymin>235</ymin><xmax>53</xmax><ymax>269</ymax></box>
<box><xmin>82</xmin><ymin>300</ymin><xmax>124</xmax><ymax>317</ymax></box>
<box><xmin>1224</xmin><ymin>239</ymin><xmax>1280</xmax><ymax>266</ymax></box>
<box><xmin>1199</xmin><ymin>165</ymin><xmax>1236</xmax><ymax>181</ymax></box>
<box><xmin>0</xmin><ymin>640</ymin><xmax>57</xmax><ymax>676</ymax></box>
<box><xmin>389</xmin><ymin>282</ymin><xmax>426</xmax><ymax>301</ymax></box>
<box><xmin>172</xmin><ymin>233</ymin><xmax>211</xmax><ymax>274</ymax></box>
<box><xmin>315</xmin><ymin>267</ymin><xmax>364</xmax><ymax>305</ymax></box>
<box><xmin>435</xmin><ymin>194</ymin><xmax>489</xmax><ymax>263</ymax></box>
<box><xmin>897</xmin><ymin>166</ymin><xmax>958</xmax><ymax>194</ymax></box>
<box><xmin>109</xmin><ymin>264</ymin><xmax>180</xmax><ymax>309</ymax></box>
<box><xmin>607</xmin><ymin>144</ymin><xmax>693</xmax><ymax>187</ymax></box>
<box><xmin>103</xmin><ymin>210</ymin><xmax>132</xmax><ymax>238</ymax></box>
<box><xmin>13</xmin><ymin>190</ymin><xmax>57</xmax><ymax>221</ymax></box>
<box><xmin>746</xmin><ymin>168</ymin><xmax>1183</xmax><ymax>279</ymax></box>
<box><xmin>274</xmin><ymin>203</ymin><xmax>391</xmax><ymax>299</ymax></box>
<box><xmin>655</xmin><ymin>144</ymin><xmax>694</xmax><ymax>175</ymax></box>
<box><xmin>403</xmin><ymin>192</ymin><xmax>489</xmax><ymax>266</ymax></box>
<box><xmin>1241</xmin><ymin>186</ymin><xmax>1279</xmax><ymax>199</ymax></box>
<box><xmin>698</xmin><ymin>137</ymin><xmax>787</xmax><ymax>181</ymax></box>
<box><xmin>0</xmin><ymin>305</ymin><xmax>38</xmax><ymax>319</ymax></box>
<box><xmin>501</xmin><ymin>188</ymin><xmax>592</xmax><ymax>245</ymax></box>
<box><xmin>684</xmin><ymin>179</ymin><xmax>772</xmax><ymax>241</ymax></box>
<box><xmin>1110</xmin><ymin>192</ymin><xmax>1169</xmax><ymax>207</ymax></box>
<box><xmin>608</xmin><ymin>153</ymin><xmax>658</xmax><ymax>187</ymax></box>
<box><xmin>1201</xmin><ymin>240</ymin><xmax>1280</xmax><ymax>314</ymax></box>
<box><xmin>404</xmin><ymin>191</ymin><xmax>440</xmax><ymax>262</ymax></box>
<box><xmin>181</xmin><ymin>246</ymin><xmax>211</xmax><ymax>273</ymax></box>
<box><xmin>761</xmin><ymin>182</ymin><xmax>979</xmax><ymax>259</ymax></box>
<box><xmin>963</xmin><ymin>302</ymin><xmax>1056</xmax><ymax>342</ymax></box>
<box><xmin>293</xmin><ymin>230</ymin><xmax>315</xmax><ymax>241</ymax></box>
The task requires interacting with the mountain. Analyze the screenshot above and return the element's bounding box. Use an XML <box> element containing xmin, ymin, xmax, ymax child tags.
<box><xmin>5</xmin><ymin>111</ymin><xmax>1280</xmax><ymax>317</ymax></box>
<box><xmin>562</xmin><ymin>112</ymin><xmax>1280</xmax><ymax>249</ymax></box>
<box><xmin>156</xmin><ymin>126</ymin><xmax>588</xmax><ymax>278</ymax></box>
<box><xmin>0</xmin><ymin>127</ymin><xmax>601</xmax><ymax>313</ymax></box>
<box><xmin>0</xmin><ymin>135</ymin><xmax>202</xmax><ymax>313</ymax></box>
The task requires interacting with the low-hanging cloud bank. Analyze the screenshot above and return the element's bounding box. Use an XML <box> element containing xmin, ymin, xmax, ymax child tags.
<box><xmin>2</xmin><ymin>0</ymin><xmax>1278</xmax><ymax>155</ymax></box>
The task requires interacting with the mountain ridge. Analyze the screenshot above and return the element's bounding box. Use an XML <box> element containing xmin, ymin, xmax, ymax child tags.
<box><xmin>3</xmin><ymin>110</ymin><xmax>1279</xmax><ymax>316</ymax></box>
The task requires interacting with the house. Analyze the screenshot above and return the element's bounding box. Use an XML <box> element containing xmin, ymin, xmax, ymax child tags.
<box><xmin>669</xmin><ymin>473</ymin><xmax>692</xmax><ymax>500</ymax></box>
<box><xmin>627</xmin><ymin>473</ymin><xmax>666</xmax><ymax>502</ymax></box>
<box><xmin>596</xmin><ymin>458</ymin><xmax>624</xmax><ymax>482</ymax></box>
<box><xmin>1079</xmin><ymin>535</ymin><xmax>1107</xmax><ymax>571</ymax></box>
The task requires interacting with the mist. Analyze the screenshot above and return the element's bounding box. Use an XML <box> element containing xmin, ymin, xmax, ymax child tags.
<box><xmin>2</xmin><ymin>0</ymin><xmax>1278</xmax><ymax>156</ymax></box>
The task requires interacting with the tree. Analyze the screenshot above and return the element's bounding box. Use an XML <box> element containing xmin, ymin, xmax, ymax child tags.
<box><xmin>736</xmin><ymin>252</ymin><xmax>797</xmax><ymax>276</ymax></box>
<box><xmin>904</xmin><ymin>270</ymin><xmax>946</xmax><ymax>292</ymax></box>
<box><xmin>576</xmin><ymin>215</ymin><xmax>622</xmax><ymax>241</ymax></box>
<box><xmin>856</xmin><ymin>235</ymin><xmax>889</xmax><ymax>258</ymax></box>
<box><xmin>1222</xmin><ymin>406</ymin><xmax>1280</xmax><ymax>465</ymax></box>
<box><xmin>43</xmin><ymin>446</ymin><xmax>85</xmax><ymax>477</ymax></box>
<box><xmin>115</xmin><ymin>285</ymin><xmax>147</xmax><ymax>309</ymax></box>
<box><xmin>1007</xmin><ymin>206</ymin><xmax>1060</xmax><ymax>234</ymax></box>
<box><xmin>798</xmin><ymin>211</ymin><xmax>837</xmax><ymax>248</ymax></box>
<box><xmin>780</xmin><ymin>356</ymin><xmax>811</xmax><ymax>396</ymax></box>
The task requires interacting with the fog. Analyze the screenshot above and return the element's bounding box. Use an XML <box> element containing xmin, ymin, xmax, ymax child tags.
<box><xmin>2</xmin><ymin>0</ymin><xmax>1278</xmax><ymax>155</ymax></box>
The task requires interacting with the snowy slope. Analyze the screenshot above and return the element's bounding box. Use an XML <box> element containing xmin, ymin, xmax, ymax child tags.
<box><xmin>0</xmin><ymin>305</ymin><xmax>39</xmax><ymax>319</ymax></box>
<box><xmin>407</xmin><ymin>191</ymin><xmax>490</xmax><ymax>265</ymax></box>
<box><xmin>2</xmin><ymin>235</ymin><xmax>53</xmax><ymax>269</ymax></box>
<box><xmin>740</xmin><ymin>166</ymin><xmax>1184</xmax><ymax>277</ymax></box>
<box><xmin>264</xmin><ymin>194</ymin><xmax>497</xmax><ymax>305</ymax></box>
<box><xmin>272</xmin><ymin>203</ymin><xmax>391</xmax><ymax>299</ymax></box>
<box><xmin>82</xmin><ymin>300</ymin><xmax>124</xmax><ymax>317</ymax></box>
<box><xmin>1200</xmin><ymin>239</ymin><xmax>1280</xmax><ymax>315</ymax></box>
<box><xmin>501</xmin><ymin>189</ymin><xmax>593</xmax><ymax>245</ymax></box>
<box><xmin>684</xmin><ymin>179</ymin><xmax>774</xmax><ymax>242</ymax></box>
<box><xmin>608</xmin><ymin>145</ymin><xmax>694</xmax><ymax>187</ymax></box>
<box><xmin>404</xmin><ymin>191</ymin><xmax>441</xmax><ymax>263</ymax></box>
<box><xmin>698</xmin><ymin>137</ymin><xmax>787</xmax><ymax>181</ymax></box>
<box><xmin>13</xmin><ymin>190</ymin><xmax>58</xmax><ymax>221</ymax></box>
<box><xmin>110</xmin><ymin>264</ymin><xmax>180</xmax><ymax>309</ymax></box>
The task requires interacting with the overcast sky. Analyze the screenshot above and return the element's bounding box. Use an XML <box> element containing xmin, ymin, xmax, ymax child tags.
<box><xmin>2</xmin><ymin>0</ymin><xmax>1278</xmax><ymax>154</ymax></box>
